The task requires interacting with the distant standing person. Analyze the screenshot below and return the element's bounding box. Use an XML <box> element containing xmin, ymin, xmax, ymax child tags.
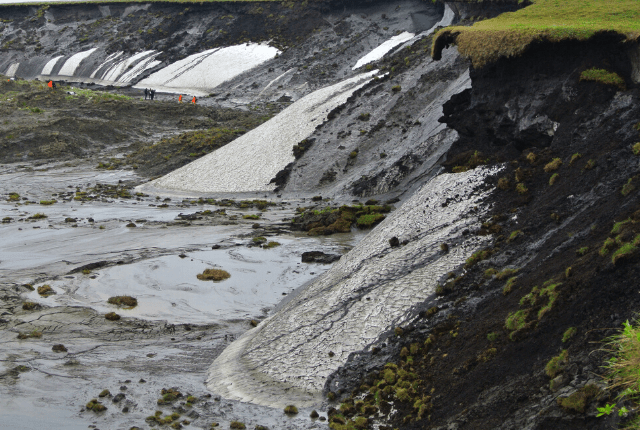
<box><xmin>178</xmin><ymin>94</ymin><xmax>182</xmax><ymax>103</ymax></box>
<box><xmin>144</xmin><ymin>88</ymin><xmax>148</xmax><ymax>100</ymax></box>
<box><xmin>192</xmin><ymin>96</ymin><xmax>196</xmax><ymax>105</ymax></box>
<box><xmin>48</xmin><ymin>80</ymin><xmax>53</xmax><ymax>89</ymax></box>
<box><xmin>150</xmin><ymin>89</ymin><xmax>155</xmax><ymax>101</ymax></box>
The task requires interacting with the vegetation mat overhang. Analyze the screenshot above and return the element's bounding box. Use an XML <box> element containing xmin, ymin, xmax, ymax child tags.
<box><xmin>432</xmin><ymin>0</ymin><xmax>640</xmax><ymax>68</ymax></box>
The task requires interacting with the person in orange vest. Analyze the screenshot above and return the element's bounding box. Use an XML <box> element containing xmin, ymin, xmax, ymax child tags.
<box><xmin>191</xmin><ymin>96</ymin><xmax>197</xmax><ymax>105</ymax></box>
<box><xmin>47</xmin><ymin>80</ymin><xmax>53</xmax><ymax>88</ymax></box>
<box><xmin>178</xmin><ymin>94</ymin><xmax>182</xmax><ymax>103</ymax></box>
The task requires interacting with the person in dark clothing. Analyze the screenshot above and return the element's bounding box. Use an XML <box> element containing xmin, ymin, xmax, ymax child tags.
<box><xmin>144</xmin><ymin>88</ymin><xmax>148</xmax><ymax>100</ymax></box>
<box><xmin>150</xmin><ymin>89</ymin><xmax>155</xmax><ymax>101</ymax></box>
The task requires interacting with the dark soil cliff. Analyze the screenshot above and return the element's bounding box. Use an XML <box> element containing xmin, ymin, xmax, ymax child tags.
<box><xmin>326</xmin><ymin>36</ymin><xmax>640</xmax><ymax>430</ymax></box>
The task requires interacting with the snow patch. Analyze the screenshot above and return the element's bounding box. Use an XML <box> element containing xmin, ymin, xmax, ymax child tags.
<box><xmin>41</xmin><ymin>56</ymin><xmax>63</xmax><ymax>75</ymax></box>
<box><xmin>57</xmin><ymin>48</ymin><xmax>97</xmax><ymax>77</ymax></box>
<box><xmin>135</xmin><ymin>43</ymin><xmax>280</xmax><ymax>96</ymax></box>
<box><xmin>352</xmin><ymin>31</ymin><xmax>415</xmax><ymax>70</ymax></box>
<box><xmin>5</xmin><ymin>63</ymin><xmax>19</xmax><ymax>77</ymax></box>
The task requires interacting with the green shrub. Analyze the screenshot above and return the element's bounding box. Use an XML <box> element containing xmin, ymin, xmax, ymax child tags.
<box><xmin>580</xmin><ymin>68</ymin><xmax>626</xmax><ymax>90</ymax></box>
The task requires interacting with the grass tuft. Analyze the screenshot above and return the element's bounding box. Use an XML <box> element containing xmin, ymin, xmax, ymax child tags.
<box><xmin>580</xmin><ymin>68</ymin><xmax>625</xmax><ymax>90</ymax></box>
<box><xmin>107</xmin><ymin>296</ymin><xmax>137</xmax><ymax>308</ymax></box>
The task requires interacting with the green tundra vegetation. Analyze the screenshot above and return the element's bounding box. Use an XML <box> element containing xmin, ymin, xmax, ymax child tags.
<box><xmin>432</xmin><ymin>0</ymin><xmax>640</xmax><ymax>68</ymax></box>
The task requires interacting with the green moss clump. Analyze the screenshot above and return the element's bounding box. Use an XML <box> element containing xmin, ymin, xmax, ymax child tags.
<box><xmin>252</xmin><ymin>236</ymin><xmax>267</xmax><ymax>243</ymax></box>
<box><xmin>569</xmin><ymin>153</ymin><xmax>582</xmax><ymax>165</ymax></box>
<box><xmin>545</xmin><ymin>350</ymin><xmax>568</xmax><ymax>378</ymax></box>
<box><xmin>99</xmin><ymin>389</ymin><xmax>110</xmax><ymax>397</ymax></box>
<box><xmin>242</xmin><ymin>214</ymin><xmax>260</xmax><ymax>220</ymax></box>
<box><xmin>502</xmin><ymin>276</ymin><xmax>518</xmax><ymax>295</ymax></box>
<box><xmin>562</xmin><ymin>327</ymin><xmax>577</xmax><ymax>343</ymax></box>
<box><xmin>487</xmin><ymin>332</ymin><xmax>499</xmax><ymax>342</ymax></box>
<box><xmin>633</xmin><ymin>142</ymin><xmax>640</xmax><ymax>156</ymax></box>
<box><xmin>105</xmin><ymin>312</ymin><xmax>120</xmax><ymax>321</ymax></box>
<box><xmin>37</xmin><ymin>284</ymin><xmax>55</xmax><ymax>297</ymax></box>
<box><xmin>576</xmin><ymin>246</ymin><xmax>589</xmax><ymax>256</ymax></box>
<box><xmin>611</xmin><ymin>219</ymin><xmax>631</xmax><ymax>234</ymax></box>
<box><xmin>600</xmin><ymin>238</ymin><xmax>616</xmax><ymax>256</ymax></box>
<box><xmin>22</xmin><ymin>302</ymin><xmax>37</xmax><ymax>311</ymax></box>
<box><xmin>580</xmin><ymin>68</ymin><xmax>626</xmax><ymax>90</ymax></box>
<box><xmin>107</xmin><ymin>296</ymin><xmax>138</xmax><ymax>308</ymax></box>
<box><xmin>496</xmin><ymin>267</ymin><xmax>519</xmax><ymax>280</ymax></box>
<box><xmin>391</xmin><ymin>85</ymin><xmax>401</xmax><ymax>92</ymax></box>
<box><xmin>284</xmin><ymin>405</ymin><xmax>298</xmax><ymax>415</ymax></box>
<box><xmin>505</xmin><ymin>309</ymin><xmax>529</xmax><ymax>332</ymax></box>
<box><xmin>622</xmin><ymin>178</ymin><xmax>635</xmax><ymax>196</ymax></box>
<box><xmin>549</xmin><ymin>173</ymin><xmax>559</xmax><ymax>185</ymax></box>
<box><xmin>515</xmin><ymin>183</ymin><xmax>528</xmax><ymax>194</ymax></box>
<box><xmin>544</xmin><ymin>158</ymin><xmax>563</xmax><ymax>173</ymax></box>
<box><xmin>8</xmin><ymin>192</ymin><xmax>20</xmax><ymax>201</ymax></box>
<box><xmin>465</xmin><ymin>249</ymin><xmax>491</xmax><ymax>268</ymax></box>
<box><xmin>356</xmin><ymin>213</ymin><xmax>385</xmax><ymax>228</ymax></box>
<box><xmin>197</xmin><ymin>268</ymin><xmax>230</xmax><ymax>281</ymax></box>
<box><xmin>557</xmin><ymin>384</ymin><xmax>601</xmax><ymax>413</ymax></box>
<box><xmin>395</xmin><ymin>387</ymin><xmax>411</xmax><ymax>402</ymax></box>
<box><xmin>39</xmin><ymin>200</ymin><xmax>56</xmax><ymax>205</ymax></box>
<box><xmin>508</xmin><ymin>230</ymin><xmax>521</xmax><ymax>242</ymax></box>
<box><xmin>264</xmin><ymin>241</ymin><xmax>281</xmax><ymax>248</ymax></box>
<box><xmin>229</xmin><ymin>421</ymin><xmax>246</xmax><ymax>429</ymax></box>
<box><xmin>612</xmin><ymin>243</ymin><xmax>638</xmax><ymax>265</ymax></box>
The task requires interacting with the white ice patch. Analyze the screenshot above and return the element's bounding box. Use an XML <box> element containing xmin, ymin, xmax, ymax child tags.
<box><xmin>143</xmin><ymin>71</ymin><xmax>378</xmax><ymax>194</ymax></box>
<box><xmin>101</xmin><ymin>50</ymin><xmax>159</xmax><ymax>83</ymax></box>
<box><xmin>352</xmin><ymin>31</ymin><xmax>415</xmax><ymax>70</ymax></box>
<box><xmin>5</xmin><ymin>63</ymin><xmax>19</xmax><ymax>77</ymax></box>
<box><xmin>135</xmin><ymin>43</ymin><xmax>280</xmax><ymax>96</ymax></box>
<box><xmin>41</xmin><ymin>56</ymin><xmax>63</xmax><ymax>75</ymax></box>
<box><xmin>207</xmin><ymin>166</ymin><xmax>502</xmax><ymax>408</ymax></box>
<box><xmin>57</xmin><ymin>48</ymin><xmax>97</xmax><ymax>77</ymax></box>
<box><xmin>89</xmin><ymin>51</ymin><xmax>122</xmax><ymax>79</ymax></box>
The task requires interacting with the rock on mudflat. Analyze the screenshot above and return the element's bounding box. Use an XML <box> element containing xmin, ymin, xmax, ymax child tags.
<box><xmin>301</xmin><ymin>251</ymin><xmax>341</xmax><ymax>264</ymax></box>
<box><xmin>207</xmin><ymin>166</ymin><xmax>500</xmax><ymax>408</ymax></box>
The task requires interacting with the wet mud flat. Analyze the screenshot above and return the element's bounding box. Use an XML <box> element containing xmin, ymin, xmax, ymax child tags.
<box><xmin>0</xmin><ymin>155</ymin><xmax>357</xmax><ymax>429</ymax></box>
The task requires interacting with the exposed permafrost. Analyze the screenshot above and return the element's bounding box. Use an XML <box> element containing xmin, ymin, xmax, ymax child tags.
<box><xmin>140</xmin><ymin>71</ymin><xmax>379</xmax><ymax>194</ymax></box>
<box><xmin>352</xmin><ymin>31</ymin><xmax>415</xmax><ymax>70</ymax></box>
<box><xmin>207</xmin><ymin>166</ymin><xmax>501</xmax><ymax>408</ymax></box>
<box><xmin>135</xmin><ymin>43</ymin><xmax>280</xmax><ymax>96</ymax></box>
